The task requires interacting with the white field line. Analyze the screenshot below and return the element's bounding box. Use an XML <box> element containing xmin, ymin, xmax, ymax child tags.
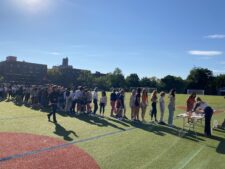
<box><xmin>172</xmin><ymin>146</ymin><xmax>205</xmax><ymax>169</ymax></box>
<box><xmin>139</xmin><ymin>137</ymin><xmax>182</xmax><ymax>169</ymax></box>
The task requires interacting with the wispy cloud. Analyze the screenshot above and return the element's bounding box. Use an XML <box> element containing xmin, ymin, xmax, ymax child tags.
<box><xmin>220</xmin><ymin>61</ymin><xmax>225</xmax><ymax>65</ymax></box>
<box><xmin>47</xmin><ymin>52</ymin><xmax>62</xmax><ymax>56</ymax></box>
<box><xmin>205</xmin><ymin>34</ymin><xmax>225</xmax><ymax>39</ymax></box>
<box><xmin>188</xmin><ymin>50</ymin><xmax>223</xmax><ymax>56</ymax></box>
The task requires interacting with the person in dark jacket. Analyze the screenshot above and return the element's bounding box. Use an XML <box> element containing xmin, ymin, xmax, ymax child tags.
<box><xmin>194</xmin><ymin>97</ymin><xmax>214</xmax><ymax>137</ymax></box>
<box><xmin>110</xmin><ymin>89</ymin><xmax>117</xmax><ymax>117</ymax></box>
<box><xmin>48</xmin><ymin>86</ymin><xmax>59</xmax><ymax>123</ymax></box>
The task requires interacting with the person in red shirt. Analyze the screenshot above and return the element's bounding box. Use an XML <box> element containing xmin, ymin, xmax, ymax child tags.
<box><xmin>186</xmin><ymin>92</ymin><xmax>196</xmax><ymax>112</ymax></box>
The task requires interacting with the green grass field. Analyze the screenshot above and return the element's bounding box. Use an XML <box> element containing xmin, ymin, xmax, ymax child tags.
<box><xmin>1</xmin><ymin>94</ymin><xmax>225</xmax><ymax>169</ymax></box>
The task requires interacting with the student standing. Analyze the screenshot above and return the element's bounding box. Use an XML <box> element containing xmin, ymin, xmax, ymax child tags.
<box><xmin>186</xmin><ymin>92</ymin><xmax>196</xmax><ymax>112</ymax></box>
<box><xmin>159</xmin><ymin>92</ymin><xmax>166</xmax><ymax>124</ymax></box>
<box><xmin>87</xmin><ymin>89</ymin><xmax>93</xmax><ymax>113</ymax></box>
<box><xmin>110</xmin><ymin>90</ymin><xmax>117</xmax><ymax>117</ymax></box>
<box><xmin>134</xmin><ymin>88</ymin><xmax>141</xmax><ymax>121</ymax></box>
<box><xmin>151</xmin><ymin>90</ymin><xmax>158</xmax><ymax>122</ymax></box>
<box><xmin>168</xmin><ymin>89</ymin><xmax>176</xmax><ymax>127</ymax></box>
<box><xmin>130</xmin><ymin>89</ymin><xmax>136</xmax><ymax>120</ymax></box>
<box><xmin>141</xmin><ymin>89</ymin><xmax>148</xmax><ymax>122</ymax></box>
<box><xmin>92</xmin><ymin>88</ymin><xmax>98</xmax><ymax>115</ymax></box>
<box><xmin>116</xmin><ymin>90</ymin><xmax>125</xmax><ymax>120</ymax></box>
<box><xmin>64</xmin><ymin>88</ymin><xmax>72</xmax><ymax>113</ymax></box>
<box><xmin>48</xmin><ymin>86</ymin><xmax>59</xmax><ymax>123</ymax></box>
<box><xmin>99</xmin><ymin>91</ymin><xmax>107</xmax><ymax>116</ymax></box>
<box><xmin>193</xmin><ymin>97</ymin><xmax>214</xmax><ymax>136</ymax></box>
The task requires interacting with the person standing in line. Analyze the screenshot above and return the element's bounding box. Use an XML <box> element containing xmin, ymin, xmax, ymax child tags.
<box><xmin>186</xmin><ymin>92</ymin><xmax>197</xmax><ymax>112</ymax></box>
<box><xmin>48</xmin><ymin>86</ymin><xmax>59</xmax><ymax>123</ymax></box>
<box><xmin>64</xmin><ymin>88</ymin><xmax>72</xmax><ymax>114</ymax></box>
<box><xmin>70</xmin><ymin>88</ymin><xmax>77</xmax><ymax>114</ymax></box>
<box><xmin>92</xmin><ymin>87</ymin><xmax>98</xmax><ymax>115</ymax></box>
<box><xmin>141</xmin><ymin>89</ymin><xmax>148</xmax><ymax>122</ymax></box>
<box><xmin>168</xmin><ymin>89</ymin><xmax>176</xmax><ymax>127</ymax></box>
<box><xmin>123</xmin><ymin>93</ymin><xmax>127</xmax><ymax>119</ymax></box>
<box><xmin>193</xmin><ymin>97</ymin><xmax>214</xmax><ymax>137</ymax></box>
<box><xmin>134</xmin><ymin>88</ymin><xmax>142</xmax><ymax>121</ymax></box>
<box><xmin>130</xmin><ymin>89</ymin><xmax>136</xmax><ymax>120</ymax></box>
<box><xmin>86</xmin><ymin>89</ymin><xmax>93</xmax><ymax>114</ymax></box>
<box><xmin>110</xmin><ymin>89</ymin><xmax>117</xmax><ymax>117</ymax></box>
<box><xmin>0</xmin><ymin>85</ymin><xmax>4</xmax><ymax>100</ymax></box>
<box><xmin>116</xmin><ymin>89</ymin><xmax>125</xmax><ymax>120</ymax></box>
<box><xmin>151</xmin><ymin>90</ymin><xmax>158</xmax><ymax>122</ymax></box>
<box><xmin>99</xmin><ymin>91</ymin><xmax>107</xmax><ymax>117</ymax></box>
<box><xmin>159</xmin><ymin>92</ymin><xmax>166</xmax><ymax>125</ymax></box>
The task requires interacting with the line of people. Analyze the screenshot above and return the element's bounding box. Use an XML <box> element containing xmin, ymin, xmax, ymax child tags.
<box><xmin>128</xmin><ymin>88</ymin><xmax>176</xmax><ymax>127</ymax></box>
<box><xmin>1</xmin><ymin>83</ymin><xmax>222</xmax><ymax>136</ymax></box>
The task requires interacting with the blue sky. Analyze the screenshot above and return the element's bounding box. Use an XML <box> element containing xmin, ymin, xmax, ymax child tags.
<box><xmin>0</xmin><ymin>0</ymin><xmax>225</xmax><ymax>79</ymax></box>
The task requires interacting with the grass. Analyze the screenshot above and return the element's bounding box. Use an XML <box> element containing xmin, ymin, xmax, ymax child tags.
<box><xmin>0</xmin><ymin>94</ymin><xmax>225</xmax><ymax>169</ymax></box>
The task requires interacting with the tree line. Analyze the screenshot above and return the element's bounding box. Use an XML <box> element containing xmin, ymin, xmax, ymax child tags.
<box><xmin>46</xmin><ymin>67</ymin><xmax>225</xmax><ymax>95</ymax></box>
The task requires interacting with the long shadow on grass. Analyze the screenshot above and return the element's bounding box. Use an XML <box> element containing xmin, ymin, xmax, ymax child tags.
<box><xmin>73</xmin><ymin>114</ymin><xmax>127</xmax><ymax>131</ymax></box>
<box><xmin>121</xmin><ymin>119</ymin><xmax>206</xmax><ymax>142</ymax></box>
<box><xmin>217</xmin><ymin>140</ymin><xmax>225</xmax><ymax>154</ymax></box>
<box><xmin>53</xmin><ymin>122</ymin><xmax>79</xmax><ymax>141</ymax></box>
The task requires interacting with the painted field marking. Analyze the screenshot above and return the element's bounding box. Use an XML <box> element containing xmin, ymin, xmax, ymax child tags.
<box><xmin>0</xmin><ymin>127</ymin><xmax>137</xmax><ymax>163</ymax></box>
<box><xmin>0</xmin><ymin>115</ymin><xmax>44</xmax><ymax>121</ymax></box>
<box><xmin>172</xmin><ymin>146</ymin><xmax>205</xmax><ymax>169</ymax></box>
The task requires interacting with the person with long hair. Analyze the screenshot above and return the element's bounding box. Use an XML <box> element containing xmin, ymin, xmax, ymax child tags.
<box><xmin>110</xmin><ymin>89</ymin><xmax>117</xmax><ymax>117</ymax></box>
<box><xmin>99</xmin><ymin>91</ymin><xmax>107</xmax><ymax>117</ymax></box>
<box><xmin>186</xmin><ymin>92</ymin><xmax>196</xmax><ymax>112</ymax></box>
<box><xmin>134</xmin><ymin>88</ymin><xmax>142</xmax><ymax>121</ymax></box>
<box><xmin>150</xmin><ymin>90</ymin><xmax>158</xmax><ymax>122</ymax></box>
<box><xmin>168</xmin><ymin>89</ymin><xmax>176</xmax><ymax>127</ymax></box>
<box><xmin>129</xmin><ymin>89</ymin><xmax>136</xmax><ymax>120</ymax></box>
<box><xmin>92</xmin><ymin>87</ymin><xmax>98</xmax><ymax>115</ymax></box>
<box><xmin>141</xmin><ymin>88</ymin><xmax>148</xmax><ymax>122</ymax></box>
<box><xmin>159</xmin><ymin>91</ymin><xmax>166</xmax><ymax>124</ymax></box>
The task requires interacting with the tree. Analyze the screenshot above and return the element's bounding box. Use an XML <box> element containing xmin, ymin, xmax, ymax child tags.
<box><xmin>108</xmin><ymin>68</ymin><xmax>126</xmax><ymax>88</ymax></box>
<box><xmin>113</xmin><ymin>67</ymin><xmax>123</xmax><ymax>75</ymax></box>
<box><xmin>94</xmin><ymin>76</ymin><xmax>111</xmax><ymax>91</ymax></box>
<box><xmin>161</xmin><ymin>75</ymin><xmax>186</xmax><ymax>93</ymax></box>
<box><xmin>77</xmin><ymin>71</ymin><xmax>93</xmax><ymax>88</ymax></box>
<box><xmin>126</xmin><ymin>73</ymin><xmax>140</xmax><ymax>88</ymax></box>
<box><xmin>47</xmin><ymin>68</ymin><xmax>77</xmax><ymax>87</ymax></box>
<box><xmin>140</xmin><ymin>77</ymin><xmax>152</xmax><ymax>87</ymax></box>
<box><xmin>186</xmin><ymin>67</ymin><xmax>214</xmax><ymax>94</ymax></box>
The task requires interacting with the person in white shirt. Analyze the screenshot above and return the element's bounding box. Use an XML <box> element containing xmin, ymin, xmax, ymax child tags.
<box><xmin>99</xmin><ymin>91</ymin><xmax>107</xmax><ymax>116</ymax></box>
<box><xmin>87</xmin><ymin>90</ymin><xmax>93</xmax><ymax>113</ymax></box>
<box><xmin>70</xmin><ymin>88</ymin><xmax>77</xmax><ymax>113</ymax></box>
<box><xmin>193</xmin><ymin>97</ymin><xmax>214</xmax><ymax>136</ymax></box>
<box><xmin>76</xmin><ymin>86</ymin><xmax>83</xmax><ymax>113</ymax></box>
<box><xmin>168</xmin><ymin>89</ymin><xmax>176</xmax><ymax>127</ymax></box>
<box><xmin>64</xmin><ymin>88</ymin><xmax>72</xmax><ymax>113</ymax></box>
<box><xmin>92</xmin><ymin>87</ymin><xmax>98</xmax><ymax>115</ymax></box>
<box><xmin>159</xmin><ymin>92</ymin><xmax>166</xmax><ymax>124</ymax></box>
<box><xmin>130</xmin><ymin>89</ymin><xmax>136</xmax><ymax>120</ymax></box>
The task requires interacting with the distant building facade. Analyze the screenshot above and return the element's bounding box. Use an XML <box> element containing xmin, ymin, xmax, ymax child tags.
<box><xmin>52</xmin><ymin>58</ymin><xmax>106</xmax><ymax>77</ymax></box>
<box><xmin>0</xmin><ymin>56</ymin><xmax>47</xmax><ymax>84</ymax></box>
<box><xmin>53</xmin><ymin>57</ymin><xmax>73</xmax><ymax>69</ymax></box>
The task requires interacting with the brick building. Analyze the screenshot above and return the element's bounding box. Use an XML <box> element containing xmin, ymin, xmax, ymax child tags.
<box><xmin>0</xmin><ymin>56</ymin><xmax>47</xmax><ymax>84</ymax></box>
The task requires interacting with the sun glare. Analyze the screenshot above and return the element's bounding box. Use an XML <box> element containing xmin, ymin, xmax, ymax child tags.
<box><xmin>12</xmin><ymin>0</ymin><xmax>52</xmax><ymax>14</ymax></box>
